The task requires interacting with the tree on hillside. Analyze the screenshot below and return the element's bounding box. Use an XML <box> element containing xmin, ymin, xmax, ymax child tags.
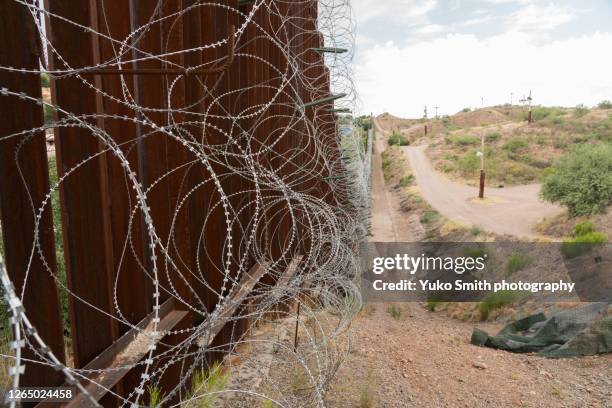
<box><xmin>541</xmin><ymin>143</ymin><xmax>612</xmax><ymax>216</ymax></box>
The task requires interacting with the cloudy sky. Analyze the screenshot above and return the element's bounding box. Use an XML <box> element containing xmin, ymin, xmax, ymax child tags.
<box><xmin>352</xmin><ymin>0</ymin><xmax>612</xmax><ymax>118</ymax></box>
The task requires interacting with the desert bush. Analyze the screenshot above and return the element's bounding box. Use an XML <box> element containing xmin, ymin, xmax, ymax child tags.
<box><xmin>463</xmin><ymin>246</ymin><xmax>487</xmax><ymax>260</ymax></box>
<box><xmin>461</xmin><ymin>107</ymin><xmax>471</xmax><ymax>113</ymax></box>
<box><xmin>561</xmin><ymin>231</ymin><xmax>608</xmax><ymax>259</ymax></box>
<box><xmin>573</xmin><ymin>221</ymin><xmax>595</xmax><ymax>237</ymax></box>
<box><xmin>505</xmin><ymin>253</ymin><xmax>534</xmax><ymax>276</ymax></box>
<box><xmin>448</xmin><ymin>134</ymin><xmax>480</xmax><ymax>146</ymax></box>
<box><xmin>399</xmin><ymin>175</ymin><xmax>414</xmax><ymax>187</ymax></box>
<box><xmin>574</xmin><ymin>104</ymin><xmax>589</xmax><ymax>118</ymax></box>
<box><xmin>420</xmin><ymin>209</ymin><xmax>440</xmax><ymax>224</ymax></box>
<box><xmin>457</xmin><ymin>152</ymin><xmax>479</xmax><ymax>174</ymax></box>
<box><xmin>502</xmin><ymin>137</ymin><xmax>528</xmax><ymax>153</ymax></box>
<box><xmin>479</xmin><ymin>291</ymin><xmax>525</xmax><ymax>320</ymax></box>
<box><xmin>541</xmin><ymin>143</ymin><xmax>612</xmax><ymax>216</ymax></box>
<box><xmin>442</xmin><ymin>116</ymin><xmax>461</xmax><ymax>131</ymax></box>
<box><xmin>485</xmin><ymin>132</ymin><xmax>501</xmax><ymax>142</ymax></box>
<box><xmin>388</xmin><ymin>132</ymin><xmax>409</xmax><ymax>146</ymax></box>
<box><xmin>598</xmin><ymin>100</ymin><xmax>612</xmax><ymax>109</ymax></box>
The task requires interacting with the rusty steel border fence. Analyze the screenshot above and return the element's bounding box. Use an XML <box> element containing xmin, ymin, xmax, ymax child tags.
<box><xmin>0</xmin><ymin>0</ymin><xmax>362</xmax><ymax>406</ymax></box>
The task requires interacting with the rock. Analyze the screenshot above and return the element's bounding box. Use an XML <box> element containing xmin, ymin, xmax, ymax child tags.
<box><xmin>472</xmin><ymin>361</ymin><xmax>488</xmax><ymax>370</ymax></box>
<box><xmin>403</xmin><ymin>372</ymin><xmax>409</xmax><ymax>378</ymax></box>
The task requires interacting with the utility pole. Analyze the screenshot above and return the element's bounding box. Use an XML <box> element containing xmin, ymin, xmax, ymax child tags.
<box><xmin>423</xmin><ymin>105</ymin><xmax>428</xmax><ymax>136</ymax></box>
<box><xmin>527</xmin><ymin>90</ymin><xmax>533</xmax><ymax>124</ymax></box>
<box><xmin>434</xmin><ymin>105</ymin><xmax>440</xmax><ymax>119</ymax></box>
<box><xmin>510</xmin><ymin>92</ymin><xmax>513</xmax><ymax>106</ymax></box>
<box><xmin>478</xmin><ymin>135</ymin><xmax>485</xmax><ymax>199</ymax></box>
<box><xmin>481</xmin><ymin>97</ymin><xmax>484</xmax><ymax>108</ymax></box>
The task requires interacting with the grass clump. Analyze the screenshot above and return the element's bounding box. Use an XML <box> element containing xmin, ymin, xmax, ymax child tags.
<box><xmin>485</xmin><ymin>132</ymin><xmax>501</xmax><ymax>142</ymax></box>
<box><xmin>470</xmin><ymin>225</ymin><xmax>483</xmax><ymax>236</ymax></box>
<box><xmin>448</xmin><ymin>134</ymin><xmax>480</xmax><ymax>146</ymax></box>
<box><xmin>505</xmin><ymin>253</ymin><xmax>534</xmax><ymax>276</ymax></box>
<box><xmin>541</xmin><ymin>143</ymin><xmax>612</xmax><ymax>216</ymax></box>
<box><xmin>561</xmin><ymin>231</ymin><xmax>608</xmax><ymax>259</ymax></box>
<box><xmin>574</xmin><ymin>104</ymin><xmax>589</xmax><ymax>118</ymax></box>
<box><xmin>479</xmin><ymin>291</ymin><xmax>525</xmax><ymax>320</ymax></box>
<box><xmin>388</xmin><ymin>132</ymin><xmax>409</xmax><ymax>146</ymax></box>
<box><xmin>420</xmin><ymin>209</ymin><xmax>439</xmax><ymax>224</ymax></box>
<box><xmin>185</xmin><ymin>362</ymin><xmax>230</xmax><ymax>408</ymax></box>
<box><xmin>573</xmin><ymin>221</ymin><xmax>594</xmax><ymax>237</ymax></box>
<box><xmin>502</xmin><ymin>137</ymin><xmax>528</xmax><ymax>153</ymax></box>
<box><xmin>463</xmin><ymin>246</ymin><xmax>487</xmax><ymax>260</ymax></box>
<box><xmin>399</xmin><ymin>175</ymin><xmax>414</xmax><ymax>187</ymax></box>
<box><xmin>386</xmin><ymin>304</ymin><xmax>402</xmax><ymax>320</ymax></box>
<box><xmin>147</xmin><ymin>386</ymin><xmax>165</xmax><ymax>407</ymax></box>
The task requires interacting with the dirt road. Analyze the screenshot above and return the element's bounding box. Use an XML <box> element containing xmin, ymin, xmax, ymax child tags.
<box><xmin>402</xmin><ymin>145</ymin><xmax>563</xmax><ymax>238</ymax></box>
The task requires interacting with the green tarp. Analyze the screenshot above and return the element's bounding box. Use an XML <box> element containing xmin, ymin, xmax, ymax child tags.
<box><xmin>471</xmin><ymin>304</ymin><xmax>612</xmax><ymax>358</ymax></box>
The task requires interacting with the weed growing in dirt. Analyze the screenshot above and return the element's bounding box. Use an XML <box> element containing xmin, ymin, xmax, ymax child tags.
<box><xmin>387</xmin><ymin>304</ymin><xmax>402</xmax><ymax>320</ymax></box>
<box><xmin>573</xmin><ymin>221</ymin><xmax>595</xmax><ymax>237</ymax></box>
<box><xmin>505</xmin><ymin>253</ymin><xmax>534</xmax><ymax>276</ymax></box>
<box><xmin>561</xmin><ymin>231</ymin><xmax>608</xmax><ymax>259</ymax></box>
<box><xmin>485</xmin><ymin>132</ymin><xmax>501</xmax><ymax>142</ymax></box>
<box><xmin>185</xmin><ymin>362</ymin><xmax>230</xmax><ymax>408</ymax></box>
<box><xmin>470</xmin><ymin>225</ymin><xmax>483</xmax><ymax>236</ymax></box>
<box><xmin>147</xmin><ymin>385</ymin><xmax>165</xmax><ymax>407</ymax></box>
<box><xmin>448</xmin><ymin>134</ymin><xmax>480</xmax><ymax>146</ymax></box>
<box><xmin>420</xmin><ymin>209</ymin><xmax>440</xmax><ymax>224</ymax></box>
<box><xmin>502</xmin><ymin>137</ymin><xmax>528</xmax><ymax>153</ymax></box>
<box><xmin>479</xmin><ymin>291</ymin><xmax>525</xmax><ymax>320</ymax></box>
<box><xmin>399</xmin><ymin>175</ymin><xmax>414</xmax><ymax>187</ymax></box>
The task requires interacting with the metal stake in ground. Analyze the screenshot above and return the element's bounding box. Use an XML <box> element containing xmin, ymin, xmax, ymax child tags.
<box><xmin>423</xmin><ymin>105</ymin><xmax>428</xmax><ymax>136</ymax></box>
<box><xmin>527</xmin><ymin>90</ymin><xmax>533</xmax><ymax>124</ymax></box>
<box><xmin>294</xmin><ymin>301</ymin><xmax>301</xmax><ymax>351</ymax></box>
<box><xmin>478</xmin><ymin>134</ymin><xmax>486</xmax><ymax>199</ymax></box>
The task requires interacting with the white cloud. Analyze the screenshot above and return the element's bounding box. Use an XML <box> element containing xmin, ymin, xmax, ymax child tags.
<box><xmin>507</xmin><ymin>4</ymin><xmax>574</xmax><ymax>33</ymax></box>
<box><xmin>355</xmin><ymin>31</ymin><xmax>612</xmax><ymax>117</ymax></box>
<box><xmin>351</xmin><ymin>0</ymin><xmax>438</xmax><ymax>24</ymax></box>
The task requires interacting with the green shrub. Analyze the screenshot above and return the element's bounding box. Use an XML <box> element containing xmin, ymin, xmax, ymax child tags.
<box><xmin>449</xmin><ymin>135</ymin><xmax>480</xmax><ymax>146</ymax></box>
<box><xmin>41</xmin><ymin>73</ymin><xmax>50</xmax><ymax>88</ymax></box>
<box><xmin>479</xmin><ymin>291</ymin><xmax>525</xmax><ymax>320</ymax></box>
<box><xmin>461</xmin><ymin>107</ymin><xmax>471</xmax><ymax>113</ymax></box>
<box><xmin>399</xmin><ymin>175</ymin><xmax>414</xmax><ymax>187</ymax></box>
<box><xmin>541</xmin><ymin>144</ymin><xmax>612</xmax><ymax>216</ymax></box>
<box><xmin>426</xmin><ymin>299</ymin><xmax>440</xmax><ymax>311</ymax></box>
<box><xmin>574</xmin><ymin>104</ymin><xmax>589</xmax><ymax>118</ymax></box>
<box><xmin>463</xmin><ymin>246</ymin><xmax>487</xmax><ymax>260</ymax></box>
<box><xmin>485</xmin><ymin>132</ymin><xmax>501</xmax><ymax>142</ymax></box>
<box><xmin>44</xmin><ymin>104</ymin><xmax>54</xmax><ymax>125</ymax></box>
<box><xmin>420</xmin><ymin>209</ymin><xmax>439</xmax><ymax>224</ymax></box>
<box><xmin>502</xmin><ymin>138</ymin><xmax>528</xmax><ymax>152</ymax></box>
<box><xmin>388</xmin><ymin>132</ymin><xmax>409</xmax><ymax>146</ymax></box>
<box><xmin>187</xmin><ymin>362</ymin><xmax>230</xmax><ymax>408</ymax></box>
<box><xmin>573</xmin><ymin>221</ymin><xmax>595</xmax><ymax>237</ymax></box>
<box><xmin>561</xmin><ymin>232</ymin><xmax>608</xmax><ymax>259</ymax></box>
<box><xmin>470</xmin><ymin>225</ymin><xmax>483</xmax><ymax>236</ymax></box>
<box><xmin>598</xmin><ymin>100</ymin><xmax>612</xmax><ymax>109</ymax></box>
<box><xmin>505</xmin><ymin>253</ymin><xmax>534</xmax><ymax>275</ymax></box>
<box><xmin>457</xmin><ymin>152</ymin><xmax>480</xmax><ymax>174</ymax></box>
<box><xmin>387</xmin><ymin>304</ymin><xmax>402</xmax><ymax>320</ymax></box>
<box><xmin>442</xmin><ymin>116</ymin><xmax>461</xmax><ymax>131</ymax></box>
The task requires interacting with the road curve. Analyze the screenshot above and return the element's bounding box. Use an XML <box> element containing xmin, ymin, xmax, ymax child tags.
<box><xmin>401</xmin><ymin>145</ymin><xmax>564</xmax><ymax>238</ymax></box>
